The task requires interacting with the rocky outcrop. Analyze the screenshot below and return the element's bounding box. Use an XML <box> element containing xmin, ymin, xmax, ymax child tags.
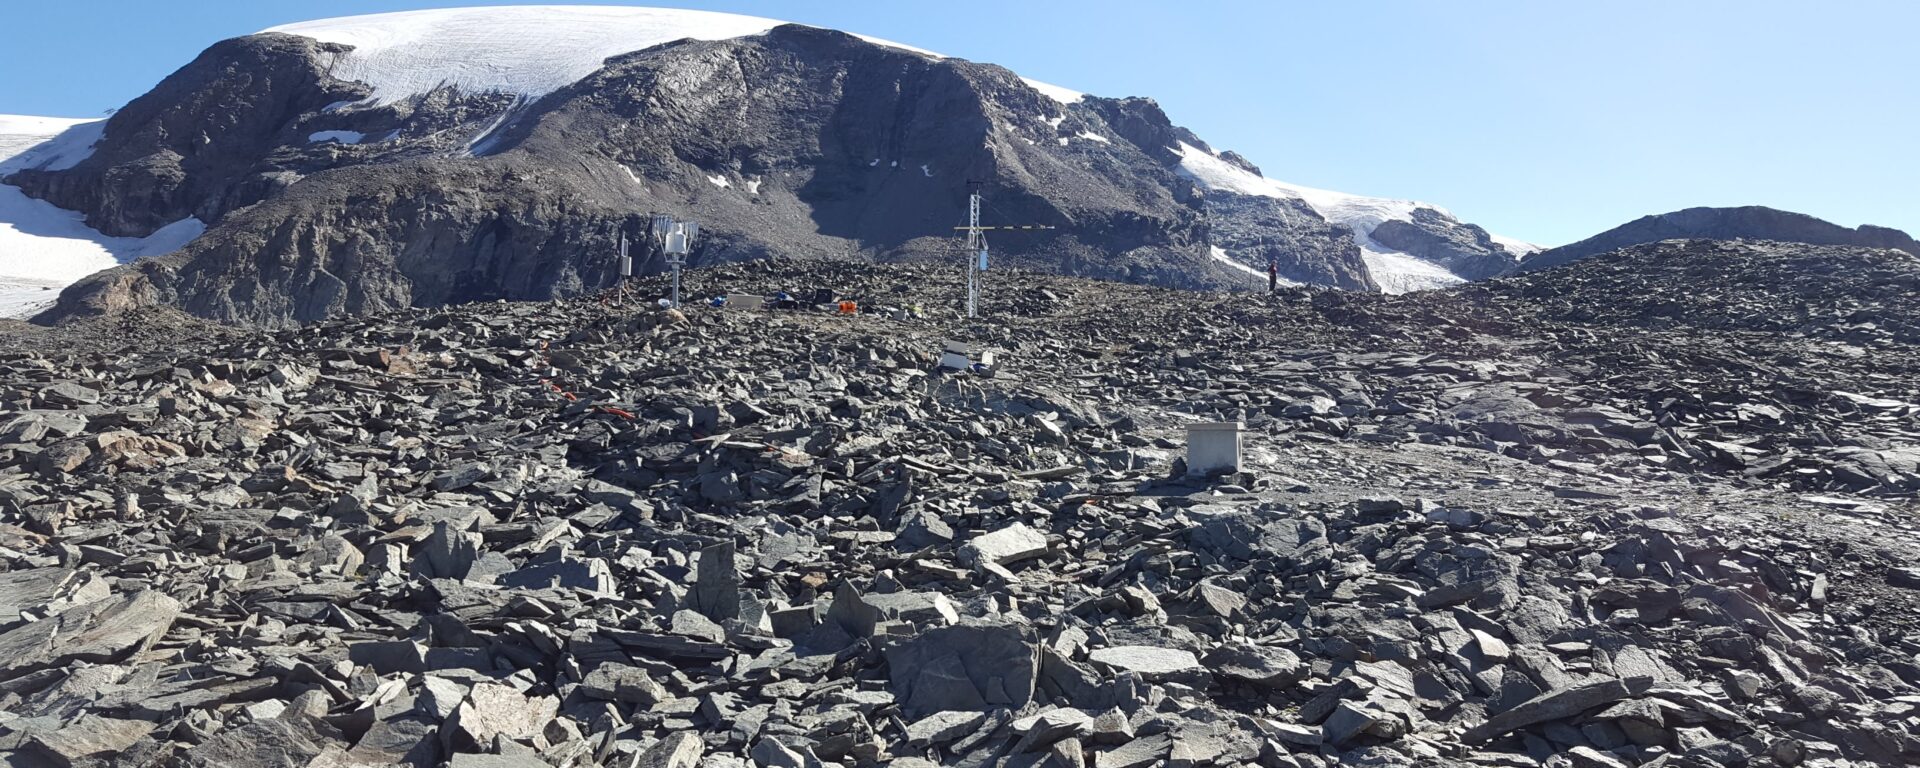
<box><xmin>1203</xmin><ymin>192</ymin><xmax>1375</xmax><ymax>290</ymax></box>
<box><xmin>6</xmin><ymin>34</ymin><xmax>370</xmax><ymax>237</ymax></box>
<box><xmin>1519</xmin><ymin>205</ymin><xmax>1920</xmax><ymax>273</ymax></box>
<box><xmin>1369</xmin><ymin>206</ymin><xmax>1518</xmax><ymax>280</ymax></box>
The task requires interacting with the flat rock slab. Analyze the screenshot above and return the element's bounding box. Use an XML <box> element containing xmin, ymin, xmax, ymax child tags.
<box><xmin>29</xmin><ymin>715</ymin><xmax>152</xmax><ymax>767</ymax></box>
<box><xmin>183</xmin><ymin>717</ymin><xmax>333</xmax><ymax>768</ymax></box>
<box><xmin>1088</xmin><ymin>646</ymin><xmax>1204</xmax><ymax>678</ymax></box>
<box><xmin>448</xmin><ymin>754</ymin><xmax>552</xmax><ymax>768</ymax></box>
<box><xmin>960</xmin><ymin>522</ymin><xmax>1050</xmax><ymax>567</ymax></box>
<box><xmin>0</xmin><ymin>590</ymin><xmax>180</xmax><ymax>675</ymax></box>
<box><xmin>1462</xmin><ymin>676</ymin><xmax>1652</xmax><ymax>743</ymax></box>
<box><xmin>1203</xmin><ymin>644</ymin><xmax>1304</xmax><ymax>687</ymax></box>
<box><xmin>0</xmin><ymin>567</ymin><xmax>107</xmax><ymax>628</ymax></box>
<box><xmin>906</xmin><ymin>710</ymin><xmax>988</xmax><ymax>748</ymax></box>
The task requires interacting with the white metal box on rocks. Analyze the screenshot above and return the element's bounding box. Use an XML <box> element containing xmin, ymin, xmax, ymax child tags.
<box><xmin>939</xmin><ymin>340</ymin><xmax>995</xmax><ymax>370</ymax></box>
<box><xmin>727</xmin><ymin>294</ymin><xmax>766</xmax><ymax>310</ymax></box>
<box><xmin>1185</xmin><ymin>421</ymin><xmax>1244</xmax><ymax>476</ymax></box>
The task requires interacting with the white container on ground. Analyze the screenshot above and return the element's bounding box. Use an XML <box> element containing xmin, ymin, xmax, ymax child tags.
<box><xmin>1185</xmin><ymin>421</ymin><xmax>1244</xmax><ymax>476</ymax></box>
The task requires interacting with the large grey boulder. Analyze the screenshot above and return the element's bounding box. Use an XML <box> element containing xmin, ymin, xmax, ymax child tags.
<box><xmin>887</xmin><ymin>624</ymin><xmax>1039</xmax><ymax>719</ymax></box>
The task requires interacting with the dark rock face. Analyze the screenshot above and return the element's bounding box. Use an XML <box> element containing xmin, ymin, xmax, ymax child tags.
<box><xmin>6</xmin><ymin>34</ymin><xmax>369</xmax><ymax>237</ymax></box>
<box><xmin>24</xmin><ymin>25</ymin><xmax>1261</xmax><ymax>326</ymax></box>
<box><xmin>1370</xmin><ymin>206</ymin><xmax>1518</xmax><ymax>280</ymax></box>
<box><xmin>1203</xmin><ymin>191</ymin><xmax>1375</xmax><ymax>290</ymax></box>
<box><xmin>1520</xmin><ymin>205</ymin><xmax>1920</xmax><ymax>273</ymax></box>
<box><xmin>14</xmin><ymin>20</ymin><xmax>1538</xmax><ymax>327</ymax></box>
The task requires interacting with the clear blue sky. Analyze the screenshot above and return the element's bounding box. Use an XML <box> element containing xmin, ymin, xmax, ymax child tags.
<box><xmin>3</xmin><ymin>1</ymin><xmax>1913</xmax><ymax>246</ymax></box>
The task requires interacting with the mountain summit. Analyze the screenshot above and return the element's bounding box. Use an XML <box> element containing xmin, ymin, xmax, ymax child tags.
<box><xmin>4</xmin><ymin>6</ymin><xmax>1530</xmax><ymax>324</ymax></box>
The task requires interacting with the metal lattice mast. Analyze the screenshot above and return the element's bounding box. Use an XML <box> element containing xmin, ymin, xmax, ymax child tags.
<box><xmin>953</xmin><ymin>187</ymin><xmax>1053</xmax><ymax>319</ymax></box>
<box><xmin>966</xmin><ymin>192</ymin><xmax>982</xmax><ymax>318</ymax></box>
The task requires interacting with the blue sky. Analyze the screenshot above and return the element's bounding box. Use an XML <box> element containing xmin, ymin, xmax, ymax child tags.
<box><xmin>2</xmin><ymin>0</ymin><xmax>1912</xmax><ymax>246</ymax></box>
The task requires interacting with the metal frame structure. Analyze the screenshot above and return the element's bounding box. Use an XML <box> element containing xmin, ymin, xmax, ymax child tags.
<box><xmin>952</xmin><ymin>187</ymin><xmax>1054</xmax><ymax>318</ymax></box>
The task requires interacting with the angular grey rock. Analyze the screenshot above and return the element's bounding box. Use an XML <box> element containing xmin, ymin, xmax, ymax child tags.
<box><xmin>906</xmin><ymin>710</ymin><xmax>988</xmax><ymax>748</ymax></box>
<box><xmin>633</xmin><ymin>732</ymin><xmax>704</xmax><ymax>768</ymax></box>
<box><xmin>0</xmin><ymin>590</ymin><xmax>180</xmax><ymax>675</ymax></box>
<box><xmin>1462</xmin><ymin>676</ymin><xmax>1652</xmax><ymax>743</ymax></box>
<box><xmin>27</xmin><ymin>715</ymin><xmax>152</xmax><ymax>767</ymax></box>
<box><xmin>688</xmin><ymin>541</ymin><xmax>743</xmax><ymax>622</ymax></box>
<box><xmin>446</xmin><ymin>682</ymin><xmax>559</xmax><ymax>748</ymax></box>
<box><xmin>959</xmin><ymin>522</ymin><xmax>1050</xmax><ymax>568</ymax></box>
<box><xmin>182</xmin><ymin>717</ymin><xmax>334</xmax><ymax>768</ymax></box>
<box><xmin>579</xmin><ymin>663</ymin><xmax>668</xmax><ymax>707</ymax></box>
<box><xmin>1015</xmin><ymin>708</ymin><xmax>1092</xmax><ymax>752</ymax></box>
<box><xmin>412</xmin><ymin>520</ymin><xmax>482</xmax><ymax>580</ymax></box>
<box><xmin>1092</xmin><ymin>733</ymin><xmax>1171</xmax><ymax>768</ymax></box>
<box><xmin>1087</xmin><ymin>646</ymin><xmax>1204</xmax><ymax>679</ymax></box>
<box><xmin>1203</xmin><ymin>644</ymin><xmax>1304</xmax><ymax>688</ymax></box>
<box><xmin>887</xmin><ymin>624</ymin><xmax>1039</xmax><ymax>719</ymax></box>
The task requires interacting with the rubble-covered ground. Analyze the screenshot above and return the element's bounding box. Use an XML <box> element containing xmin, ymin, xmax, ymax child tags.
<box><xmin>1</xmin><ymin>238</ymin><xmax>1917</xmax><ymax>768</ymax></box>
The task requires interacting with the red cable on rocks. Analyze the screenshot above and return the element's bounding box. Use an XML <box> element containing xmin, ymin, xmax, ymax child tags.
<box><xmin>534</xmin><ymin>341</ymin><xmax>634</xmax><ymax>420</ymax></box>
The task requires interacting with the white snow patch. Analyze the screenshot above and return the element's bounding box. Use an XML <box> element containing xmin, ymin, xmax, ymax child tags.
<box><xmin>869</xmin><ymin>159</ymin><xmax>880</xmax><ymax>167</ymax></box>
<box><xmin>0</xmin><ymin>277</ymin><xmax>64</xmax><ymax>320</ymax></box>
<box><xmin>1056</xmin><ymin>137</ymin><xmax>1070</xmax><ymax>147</ymax></box>
<box><xmin>1491</xmin><ymin>232</ymin><xmax>1544</xmax><ymax>259</ymax></box>
<box><xmin>707</xmin><ymin>174</ymin><xmax>731</xmax><ymax>189</ymax></box>
<box><xmin>1023</xmin><ymin>79</ymin><xmax>1084</xmax><ymax>105</ymax></box>
<box><xmin>622</xmin><ymin>165</ymin><xmax>645</xmax><ymax>187</ymax></box>
<box><xmin>1076</xmin><ymin>131</ymin><xmax>1110</xmax><ymax>144</ymax></box>
<box><xmin>308</xmin><ymin>130</ymin><xmax>366</xmax><ymax>145</ymax></box>
<box><xmin>266</xmin><ymin>7</ymin><xmax>1083</xmax><ymax>106</ymax></box>
<box><xmin>745</xmin><ymin>178</ymin><xmax>761</xmax><ymax>195</ymax></box>
<box><xmin>0</xmin><ymin>116</ymin><xmax>102</xmax><ymax>173</ymax></box>
<box><xmin>1359</xmin><ymin>238</ymin><xmax>1466</xmax><ymax>294</ymax></box>
<box><xmin>1174</xmin><ymin>141</ymin><xmax>1430</xmax><ymax>230</ymax></box>
<box><xmin>1044</xmin><ymin>114</ymin><xmax>1066</xmax><ymax>130</ymax></box>
<box><xmin>921</xmin><ymin>164</ymin><xmax>933</xmax><ymax>178</ymax></box>
<box><xmin>0</xmin><ymin>114</ymin><xmax>207</xmax><ymax>317</ymax></box>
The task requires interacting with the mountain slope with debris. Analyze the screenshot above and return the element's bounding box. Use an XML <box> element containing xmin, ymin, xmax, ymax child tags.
<box><xmin>2</xmin><ymin>239</ymin><xmax>1917</xmax><ymax>767</ymax></box>
<box><xmin>10</xmin><ymin>6</ymin><xmax>1527</xmax><ymax>326</ymax></box>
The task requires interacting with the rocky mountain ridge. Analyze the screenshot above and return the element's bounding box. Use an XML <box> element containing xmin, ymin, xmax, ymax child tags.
<box><xmin>2</xmin><ymin>7</ymin><xmax>1530</xmax><ymax>326</ymax></box>
<box><xmin>1520</xmin><ymin>206</ymin><xmax>1920</xmax><ymax>274</ymax></box>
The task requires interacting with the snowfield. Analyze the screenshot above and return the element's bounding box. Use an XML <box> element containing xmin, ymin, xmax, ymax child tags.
<box><xmin>1359</xmin><ymin>239</ymin><xmax>1467</xmax><ymax>294</ymax></box>
<box><xmin>1175</xmin><ymin>142</ymin><xmax>1530</xmax><ymax>292</ymax></box>
<box><xmin>0</xmin><ymin>115</ymin><xmax>204</xmax><ymax>319</ymax></box>
<box><xmin>266</xmin><ymin>6</ymin><xmax>1084</xmax><ymax>107</ymax></box>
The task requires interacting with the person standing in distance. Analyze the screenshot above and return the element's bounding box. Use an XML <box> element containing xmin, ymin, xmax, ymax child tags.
<box><xmin>1268</xmin><ymin>257</ymin><xmax>1279</xmax><ymax>293</ymax></box>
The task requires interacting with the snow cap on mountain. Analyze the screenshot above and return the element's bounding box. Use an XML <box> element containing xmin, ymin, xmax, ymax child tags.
<box><xmin>265</xmin><ymin>6</ymin><xmax>1085</xmax><ymax>106</ymax></box>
